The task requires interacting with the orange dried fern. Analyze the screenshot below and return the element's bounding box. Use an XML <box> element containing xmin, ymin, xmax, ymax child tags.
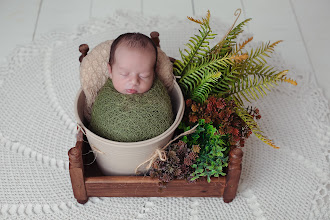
<box><xmin>187</xmin><ymin>10</ymin><xmax>210</xmax><ymax>25</ymax></box>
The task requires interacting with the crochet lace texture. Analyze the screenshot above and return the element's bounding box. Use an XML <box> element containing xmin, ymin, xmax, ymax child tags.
<box><xmin>0</xmin><ymin>10</ymin><xmax>329</xmax><ymax>220</ymax></box>
<box><xmin>90</xmin><ymin>78</ymin><xmax>173</xmax><ymax>142</ymax></box>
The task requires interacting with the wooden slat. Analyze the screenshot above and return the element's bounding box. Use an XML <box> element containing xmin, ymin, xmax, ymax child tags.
<box><xmin>291</xmin><ymin>0</ymin><xmax>330</xmax><ymax>100</ymax></box>
<box><xmin>91</xmin><ymin>0</ymin><xmax>142</xmax><ymax>18</ymax></box>
<box><xmin>85</xmin><ymin>176</ymin><xmax>226</xmax><ymax>197</ymax></box>
<box><xmin>0</xmin><ymin>0</ymin><xmax>40</xmax><ymax>60</ymax></box>
<box><xmin>194</xmin><ymin>0</ymin><xmax>245</xmax><ymax>23</ymax></box>
<box><xmin>143</xmin><ymin>0</ymin><xmax>192</xmax><ymax>17</ymax></box>
<box><xmin>34</xmin><ymin>0</ymin><xmax>91</xmax><ymax>39</ymax></box>
<box><xmin>242</xmin><ymin>0</ymin><xmax>301</xmax><ymax>41</ymax></box>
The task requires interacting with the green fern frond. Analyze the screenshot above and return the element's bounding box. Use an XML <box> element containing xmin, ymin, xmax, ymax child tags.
<box><xmin>211</xmin><ymin>18</ymin><xmax>252</xmax><ymax>56</ymax></box>
<box><xmin>239</xmin><ymin>40</ymin><xmax>283</xmax><ymax>70</ymax></box>
<box><xmin>174</xmin><ymin>13</ymin><xmax>216</xmax><ymax>78</ymax></box>
<box><xmin>228</xmin><ymin>69</ymin><xmax>290</xmax><ymax>106</ymax></box>
<box><xmin>178</xmin><ymin>54</ymin><xmax>233</xmax><ymax>95</ymax></box>
<box><xmin>211</xmin><ymin>68</ymin><xmax>242</xmax><ymax>96</ymax></box>
<box><xmin>234</xmin><ymin>106</ymin><xmax>279</xmax><ymax>149</ymax></box>
<box><xmin>190</xmin><ymin>71</ymin><xmax>222</xmax><ymax>103</ymax></box>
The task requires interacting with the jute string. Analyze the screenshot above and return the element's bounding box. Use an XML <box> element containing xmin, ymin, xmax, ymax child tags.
<box><xmin>77</xmin><ymin>123</ymin><xmax>86</xmax><ymax>135</ymax></box>
<box><xmin>76</xmin><ymin>123</ymin><xmax>105</xmax><ymax>165</ymax></box>
<box><xmin>135</xmin><ymin>124</ymin><xmax>199</xmax><ymax>174</ymax></box>
<box><xmin>76</xmin><ymin>122</ymin><xmax>199</xmax><ymax>171</ymax></box>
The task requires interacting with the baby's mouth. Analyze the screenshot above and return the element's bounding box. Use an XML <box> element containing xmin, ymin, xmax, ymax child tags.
<box><xmin>126</xmin><ymin>89</ymin><xmax>138</xmax><ymax>94</ymax></box>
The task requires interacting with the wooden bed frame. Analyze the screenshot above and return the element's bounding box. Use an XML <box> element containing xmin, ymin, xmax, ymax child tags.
<box><xmin>69</xmin><ymin>32</ymin><xmax>243</xmax><ymax>204</ymax></box>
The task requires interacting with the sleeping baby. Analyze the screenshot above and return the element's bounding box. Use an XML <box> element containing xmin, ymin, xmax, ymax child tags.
<box><xmin>89</xmin><ymin>33</ymin><xmax>174</xmax><ymax>142</ymax></box>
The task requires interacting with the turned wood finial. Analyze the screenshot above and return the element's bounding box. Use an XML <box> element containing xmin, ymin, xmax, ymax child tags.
<box><xmin>150</xmin><ymin>31</ymin><xmax>176</xmax><ymax>63</ymax></box>
<box><xmin>79</xmin><ymin>44</ymin><xmax>89</xmax><ymax>63</ymax></box>
<box><xmin>223</xmin><ymin>147</ymin><xmax>243</xmax><ymax>203</ymax></box>
<box><xmin>150</xmin><ymin>31</ymin><xmax>160</xmax><ymax>47</ymax></box>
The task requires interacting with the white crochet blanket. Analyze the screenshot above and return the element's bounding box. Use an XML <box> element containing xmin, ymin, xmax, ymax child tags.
<box><xmin>0</xmin><ymin>11</ymin><xmax>329</xmax><ymax>220</ymax></box>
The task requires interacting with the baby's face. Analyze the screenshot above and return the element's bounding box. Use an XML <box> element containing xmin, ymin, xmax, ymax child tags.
<box><xmin>108</xmin><ymin>45</ymin><xmax>155</xmax><ymax>94</ymax></box>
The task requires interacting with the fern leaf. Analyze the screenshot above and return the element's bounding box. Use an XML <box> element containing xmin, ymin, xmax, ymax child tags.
<box><xmin>204</xmin><ymin>10</ymin><xmax>211</xmax><ymax>24</ymax></box>
<box><xmin>234</xmin><ymin>106</ymin><xmax>279</xmax><ymax>149</ymax></box>
<box><xmin>187</xmin><ymin>16</ymin><xmax>203</xmax><ymax>24</ymax></box>
<box><xmin>244</xmin><ymin>40</ymin><xmax>283</xmax><ymax>67</ymax></box>
<box><xmin>211</xmin><ymin>67</ymin><xmax>242</xmax><ymax>96</ymax></box>
<box><xmin>178</xmin><ymin>54</ymin><xmax>233</xmax><ymax>98</ymax></box>
<box><xmin>174</xmin><ymin>11</ymin><xmax>215</xmax><ymax>78</ymax></box>
<box><xmin>281</xmin><ymin>77</ymin><xmax>297</xmax><ymax>85</ymax></box>
<box><xmin>228</xmin><ymin>69</ymin><xmax>291</xmax><ymax>103</ymax></box>
<box><xmin>187</xmin><ymin>10</ymin><xmax>210</xmax><ymax>25</ymax></box>
<box><xmin>230</xmin><ymin>53</ymin><xmax>249</xmax><ymax>63</ymax></box>
<box><xmin>235</xmin><ymin>37</ymin><xmax>253</xmax><ymax>53</ymax></box>
<box><xmin>254</xmin><ymin>133</ymin><xmax>279</xmax><ymax>149</ymax></box>
<box><xmin>211</xmin><ymin>18</ymin><xmax>252</xmax><ymax>56</ymax></box>
<box><xmin>190</xmin><ymin>71</ymin><xmax>222</xmax><ymax>103</ymax></box>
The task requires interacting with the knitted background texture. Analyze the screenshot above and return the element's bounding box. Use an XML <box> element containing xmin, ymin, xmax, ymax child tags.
<box><xmin>0</xmin><ymin>10</ymin><xmax>329</xmax><ymax>220</ymax></box>
<box><xmin>90</xmin><ymin>78</ymin><xmax>173</xmax><ymax>142</ymax></box>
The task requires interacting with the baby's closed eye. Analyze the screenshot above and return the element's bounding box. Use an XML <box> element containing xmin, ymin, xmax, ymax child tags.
<box><xmin>120</xmin><ymin>72</ymin><xmax>129</xmax><ymax>76</ymax></box>
<box><xmin>139</xmin><ymin>73</ymin><xmax>151</xmax><ymax>78</ymax></box>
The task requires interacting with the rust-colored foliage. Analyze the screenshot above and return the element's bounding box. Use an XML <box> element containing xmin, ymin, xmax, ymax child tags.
<box><xmin>184</xmin><ymin>96</ymin><xmax>260</xmax><ymax>147</ymax></box>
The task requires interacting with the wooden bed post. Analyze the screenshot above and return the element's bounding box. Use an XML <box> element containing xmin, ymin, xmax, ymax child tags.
<box><xmin>68</xmin><ymin>130</ymin><xmax>88</xmax><ymax>204</ymax></box>
<box><xmin>223</xmin><ymin>147</ymin><xmax>243</xmax><ymax>203</ymax></box>
<box><xmin>150</xmin><ymin>31</ymin><xmax>176</xmax><ymax>63</ymax></box>
<box><xmin>79</xmin><ymin>44</ymin><xmax>89</xmax><ymax>63</ymax></box>
<box><xmin>150</xmin><ymin>31</ymin><xmax>160</xmax><ymax>47</ymax></box>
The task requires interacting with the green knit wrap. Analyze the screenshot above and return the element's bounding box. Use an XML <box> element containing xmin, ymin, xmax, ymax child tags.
<box><xmin>89</xmin><ymin>78</ymin><xmax>174</xmax><ymax>142</ymax></box>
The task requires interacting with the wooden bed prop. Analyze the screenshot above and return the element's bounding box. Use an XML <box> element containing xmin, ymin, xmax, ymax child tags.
<box><xmin>69</xmin><ymin>32</ymin><xmax>243</xmax><ymax>204</ymax></box>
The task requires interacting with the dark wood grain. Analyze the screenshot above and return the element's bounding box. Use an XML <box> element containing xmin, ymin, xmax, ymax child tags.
<box><xmin>85</xmin><ymin>176</ymin><xmax>226</xmax><ymax>197</ymax></box>
<box><xmin>68</xmin><ymin>130</ymin><xmax>88</xmax><ymax>204</ymax></box>
<box><xmin>223</xmin><ymin>147</ymin><xmax>243</xmax><ymax>203</ymax></box>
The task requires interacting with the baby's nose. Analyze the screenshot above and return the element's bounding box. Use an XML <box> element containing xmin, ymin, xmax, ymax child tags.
<box><xmin>130</xmin><ymin>75</ymin><xmax>139</xmax><ymax>85</ymax></box>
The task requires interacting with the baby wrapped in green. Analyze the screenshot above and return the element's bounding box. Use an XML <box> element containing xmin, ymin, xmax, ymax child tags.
<box><xmin>89</xmin><ymin>78</ymin><xmax>174</xmax><ymax>142</ymax></box>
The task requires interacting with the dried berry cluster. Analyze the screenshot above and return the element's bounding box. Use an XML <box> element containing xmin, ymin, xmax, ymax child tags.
<box><xmin>149</xmin><ymin>140</ymin><xmax>199</xmax><ymax>185</ymax></box>
<box><xmin>185</xmin><ymin>96</ymin><xmax>260</xmax><ymax>147</ymax></box>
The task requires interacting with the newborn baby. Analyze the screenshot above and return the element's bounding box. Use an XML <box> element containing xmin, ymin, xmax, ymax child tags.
<box><xmin>89</xmin><ymin>33</ymin><xmax>174</xmax><ymax>142</ymax></box>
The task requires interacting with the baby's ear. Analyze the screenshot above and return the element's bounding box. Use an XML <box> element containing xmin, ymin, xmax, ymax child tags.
<box><xmin>107</xmin><ymin>63</ymin><xmax>113</xmax><ymax>79</ymax></box>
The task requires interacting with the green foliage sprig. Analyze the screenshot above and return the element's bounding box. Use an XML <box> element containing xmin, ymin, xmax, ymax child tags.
<box><xmin>180</xmin><ymin>119</ymin><xmax>230</xmax><ymax>183</ymax></box>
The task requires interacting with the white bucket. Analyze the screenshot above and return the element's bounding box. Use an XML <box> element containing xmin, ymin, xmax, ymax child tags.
<box><xmin>74</xmin><ymin>81</ymin><xmax>185</xmax><ymax>175</ymax></box>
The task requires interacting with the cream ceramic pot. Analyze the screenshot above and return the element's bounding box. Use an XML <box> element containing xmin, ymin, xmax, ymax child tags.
<box><xmin>74</xmin><ymin>80</ymin><xmax>184</xmax><ymax>175</ymax></box>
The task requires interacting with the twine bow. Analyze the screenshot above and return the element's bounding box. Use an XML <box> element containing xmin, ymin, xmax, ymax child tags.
<box><xmin>135</xmin><ymin>124</ymin><xmax>199</xmax><ymax>174</ymax></box>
